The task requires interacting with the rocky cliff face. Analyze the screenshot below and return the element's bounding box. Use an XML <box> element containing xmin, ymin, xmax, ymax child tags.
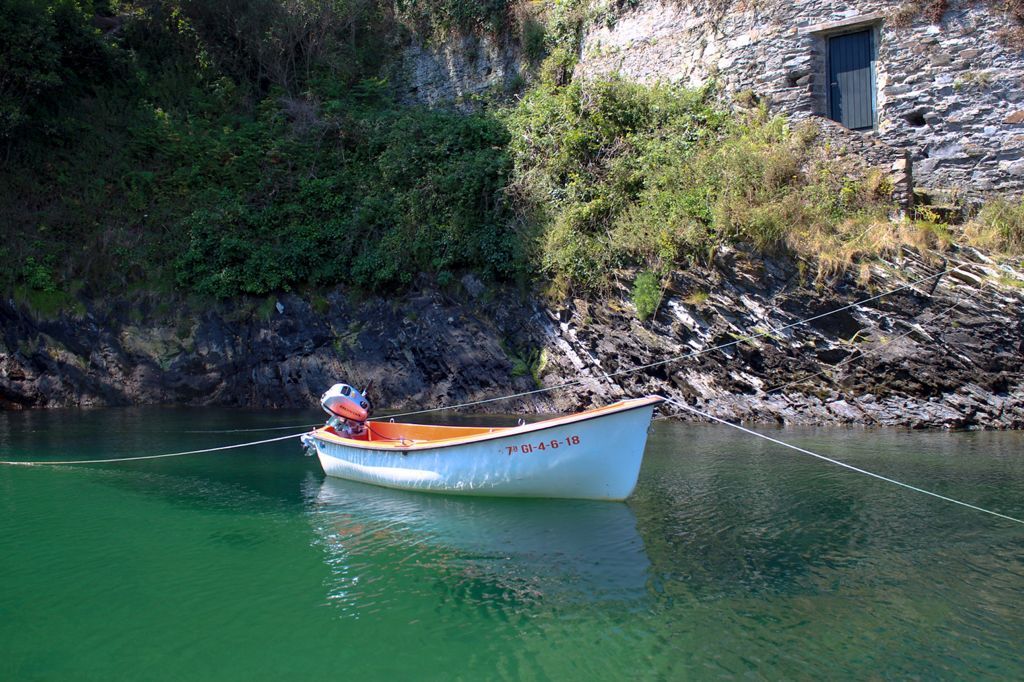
<box><xmin>396</xmin><ymin>33</ymin><xmax>526</xmax><ymax>109</ymax></box>
<box><xmin>2</xmin><ymin>249</ymin><xmax>1022</xmax><ymax>428</ymax></box>
<box><xmin>554</xmin><ymin>248</ymin><xmax>1024</xmax><ymax>429</ymax></box>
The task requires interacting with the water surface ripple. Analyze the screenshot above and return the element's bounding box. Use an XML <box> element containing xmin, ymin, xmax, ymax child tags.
<box><xmin>1</xmin><ymin>409</ymin><xmax>1022</xmax><ymax>679</ymax></box>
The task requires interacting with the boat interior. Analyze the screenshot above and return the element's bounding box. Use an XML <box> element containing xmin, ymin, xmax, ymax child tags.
<box><xmin>314</xmin><ymin>397</ymin><xmax>664</xmax><ymax>450</ymax></box>
<box><xmin>330</xmin><ymin>421</ymin><xmax>503</xmax><ymax>444</ymax></box>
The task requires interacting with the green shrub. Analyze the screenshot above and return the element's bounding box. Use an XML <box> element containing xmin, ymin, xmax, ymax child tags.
<box><xmin>506</xmin><ymin>78</ymin><xmax>898</xmax><ymax>294</ymax></box>
<box><xmin>0</xmin><ymin>0</ymin><xmax>62</xmax><ymax>137</ymax></box>
<box><xmin>632</xmin><ymin>270</ymin><xmax>661</xmax><ymax>321</ymax></box>
<box><xmin>506</xmin><ymin>344</ymin><xmax>547</xmax><ymax>387</ymax></box>
<box><xmin>521</xmin><ymin>13</ymin><xmax>547</xmax><ymax>64</ymax></box>
<box><xmin>394</xmin><ymin>0</ymin><xmax>514</xmax><ymax>39</ymax></box>
<box><xmin>311</xmin><ymin>295</ymin><xmax>330</xmax><ymax>314</ymax></box>
<box><xmin>0</xmin><ymin>0</ymin><xmax>127</xmax><ymax>138</ymax></box>
<box><xmin>172</xmin><ymin>101</ymin><xmax>522</xmax><ymax>296</ymax></box>
<box><xmin>21</xmin><ymin>256</ymin><xmax>58</xmax><ymax>292</ymax></box>
<box><xmin>1</xmin><ymin>1</ymin><xmax>1001</xmax><ymax>306</ymax></box>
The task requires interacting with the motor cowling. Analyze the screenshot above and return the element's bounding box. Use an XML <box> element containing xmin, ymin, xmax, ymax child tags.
<box><xmin>320</xmin><ymin>383</ymin><xmax>372</xmax><ymax>423</ymax></box>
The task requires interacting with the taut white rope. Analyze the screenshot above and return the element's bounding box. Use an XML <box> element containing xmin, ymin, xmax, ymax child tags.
<box><xmin>661</xmin><ymin>398</ymin><xmax>1024</xmax><ymax>526</ymax></box>
<box><xmin>183</xmin><ymin>424</ymin><xmax>320</xmax><ymax>434</ymax></box>
<box><xmin>0</xmin><ymin>264</ymin><xmax>967</xmax><ymax>463</ymax></box>
<box><xmin>761</xmin><ymin>288</ymin><xmax>978</xmax><ymax>395</ymax></box>
<box><xmin>378</xmin><ymin>265</ymin><xmax>963</xmax><ymax>420</ymax></box>
<box><xmin>0</xmin><ymin>430</ymin><xmax>309</xmax><ymax>467</ymax></box>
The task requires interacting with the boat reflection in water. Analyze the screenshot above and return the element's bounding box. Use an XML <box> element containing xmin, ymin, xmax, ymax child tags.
<box><xmin>308</xmin><ymin>477</ymin><xmax>651</xmax><ymax>616</ymax></box>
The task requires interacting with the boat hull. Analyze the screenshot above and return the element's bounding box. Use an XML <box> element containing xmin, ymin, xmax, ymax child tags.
<box><xmin>309</xmin><ymin>399</ymin><xmax>660</xmax><ymax>500</ymax></box>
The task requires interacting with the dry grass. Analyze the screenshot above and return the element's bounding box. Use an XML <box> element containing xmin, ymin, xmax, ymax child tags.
<box><xmin>889</xmin><ymin>2</ymin><xmax>921</xmax><ymax>28</ymax></box>
<box><xmin>683</xmin><ymin>289</ymin><xmax>709</xmax><ymax>306</ymax></box>
<box><xmin>963</xmin><ymin>198</ymin><xmax>1024</xmax><ymax>254</ymax></box>
<box><xmin>785</xmin><ymin>215</ymin><xmax>956</xmax><ymax>284</ymax></box>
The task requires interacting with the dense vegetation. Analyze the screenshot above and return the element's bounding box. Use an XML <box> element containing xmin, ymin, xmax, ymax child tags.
<box><xmin>506</xmin><ymin>78</ymin><xmax>919</xmax><ymax>296</ymax></box>
<box><xmin>2</xmin><ymin>0</ymin><xmax>1021</xmax><ymax>313</ymax></box>
<box><xmin>1</xmin><ymin>0</ymin><xmax>526</xmax><ymax>300</ymax></box>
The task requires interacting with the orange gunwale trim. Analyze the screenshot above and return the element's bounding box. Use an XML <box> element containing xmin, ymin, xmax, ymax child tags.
<box><xmin>310</xmin><ymin>395</ymin><xmax>665</xmax><ymax>453</ymax></box>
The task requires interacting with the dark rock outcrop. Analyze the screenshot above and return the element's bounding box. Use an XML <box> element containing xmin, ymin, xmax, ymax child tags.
<box><xmin>2</xmin><ymin>248</ymin><xmax>1022</xmax><ymax>428</ymax></box>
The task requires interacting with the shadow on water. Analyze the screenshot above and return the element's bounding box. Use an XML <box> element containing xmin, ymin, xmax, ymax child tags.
<box><xmin>307</xmin><ymin>476</ymin><xmax>651</xmax><ymax>617</ymax></box>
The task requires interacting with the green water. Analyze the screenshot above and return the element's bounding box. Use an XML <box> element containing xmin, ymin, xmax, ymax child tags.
<box><xmin>1</xmin><ymin>409</ymin><xmax>1022</xmax><ymax>680</ymax></box>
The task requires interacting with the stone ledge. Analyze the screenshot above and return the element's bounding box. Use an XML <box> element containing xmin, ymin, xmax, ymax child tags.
<box><xmin>801</xmin><ymin>12</ymin><xmax>887</xmax><ymax>36</ymax></box>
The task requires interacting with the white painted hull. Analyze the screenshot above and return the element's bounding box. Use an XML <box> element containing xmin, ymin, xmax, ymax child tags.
<box><xmin>308</xmin><ymin>399</ymin><xmax>661</xmax><ymax>500</ymax></box>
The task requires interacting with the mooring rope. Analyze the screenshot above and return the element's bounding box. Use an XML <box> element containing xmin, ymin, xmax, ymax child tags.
<box><xmin>760</xmin><ymin>288</ymin><xmax>977</xmax><ymax>395</ymax></box>
<box><xmin>156</xmin><ymin>264</ymin><xmax>959</xmax><ymax>433</ymax></box>
<box><xmin>0</xmin><ymin>263</ymin><xmax>971</xmax><ymax>467</ymax></box>
<box><xmin>660</xmin><ymin>397</ymin><xmax>1024</xmax><ymax>526</ymax></box>
<box><xmin>0</xmin><ymin>430</ymin><xmax>309</xmax><ymax>467</ymax></box>
<box><xmin>183</xmin><ymin>424</ymin><xmax>320</xmax><ymax>434</ymax></box>
<box><xmin>376</xmin><ymin>264</ymin><xmax>963</xmax><ymax>420</ymax></box>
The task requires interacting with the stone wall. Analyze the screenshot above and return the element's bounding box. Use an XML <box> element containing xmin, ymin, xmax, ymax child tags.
<box><xmin>575</xmin><ymin>0</ymin><xmax>1024</xmax><ymax>197</ymax></box>
<box><xmin>811</xmin><ymin>116</ymin><xmax>913</xmax><ymax>207</ymax></box>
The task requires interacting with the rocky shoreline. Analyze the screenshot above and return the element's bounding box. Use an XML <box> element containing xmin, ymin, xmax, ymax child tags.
<box><xmin>2</xmin><ymin>247</ymin><xmax>1022</xmax><ymax>429</ymax></box>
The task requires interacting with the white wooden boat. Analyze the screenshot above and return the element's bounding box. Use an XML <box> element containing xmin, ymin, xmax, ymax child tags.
<box><xmin>303</xmin><ymin>396</ymin><xmax>665</xmax><ymax>500</ymax></box>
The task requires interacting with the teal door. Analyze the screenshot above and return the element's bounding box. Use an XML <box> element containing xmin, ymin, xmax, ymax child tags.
<box><xmin>828</xmin><ymin>30</ymin><xmax>875</xmax><ymax>130</ymax></box>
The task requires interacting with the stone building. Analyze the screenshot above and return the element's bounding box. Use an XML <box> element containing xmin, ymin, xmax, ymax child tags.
<box><xmin>400</xmin><ymin>0</ymin><xmax>1024</xmax><ymax>202</ymax></box>
<box><xmin>575</xmin><ymin>0</ymin><xmax>1024</xmax><ymax>199</ymax></box>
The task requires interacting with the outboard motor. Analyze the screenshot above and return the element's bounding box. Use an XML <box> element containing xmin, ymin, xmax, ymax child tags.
<box><xmin>320</xmin><ymin>383</ymin><xmax>373</xmax><ymax>437</ymax></box>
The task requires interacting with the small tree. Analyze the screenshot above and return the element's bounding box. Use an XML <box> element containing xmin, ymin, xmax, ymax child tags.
<box><xmin>632</xmin><ymin>271</ymin><xmax>662</xmax><ymax>322</ymax></box>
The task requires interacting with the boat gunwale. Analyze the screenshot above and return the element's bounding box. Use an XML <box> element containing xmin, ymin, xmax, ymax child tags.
<box><xmin>309</xmin><ymin>396</ymin><xmax>665</xmax><ymax>453</ymax></box>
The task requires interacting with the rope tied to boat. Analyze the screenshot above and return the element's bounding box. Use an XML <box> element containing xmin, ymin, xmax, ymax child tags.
<box><xmin>660</xmin><ymin>397</ymin><xmax>1024</xmax><ymax>526</ymax></box>
<box><xmin>0</xmin><ymin>430</ymin><xmax>311</xmax><ymax>467</ymax></box>
<box><xmin>146</xmin><ymin>264</ymin><xmax>964</xmax><ymax>433</ymax></box>
<box><xmin>374</xmin><ymin>264</ymin><xmax>967</xmax><ymax>421</ymax></box>
<box><xmin>183</xmin><ymin>424</ymin><xmax>321</xmax><ymax>434</ymax></box>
